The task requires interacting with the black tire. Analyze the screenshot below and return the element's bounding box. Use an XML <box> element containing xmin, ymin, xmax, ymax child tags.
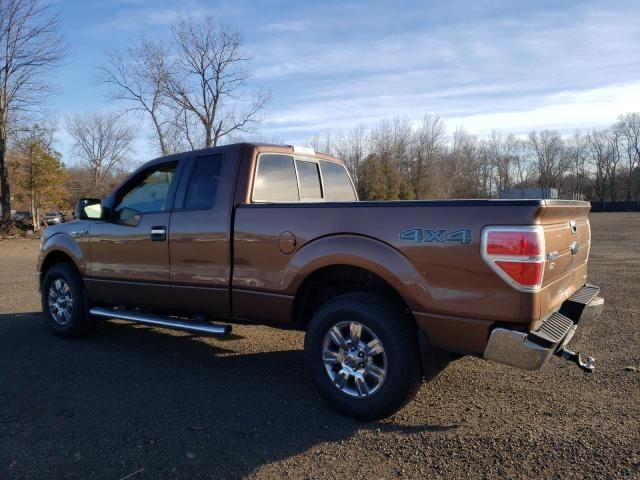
<box><xmin>41</xmin><ymin>262</ymin><xmax>92</xmax><ymax>337</ymax></box>
<box><xmin>304</xmin><ymin>292</ymin><xmax>423</xmax><ymax>421</ymax></box>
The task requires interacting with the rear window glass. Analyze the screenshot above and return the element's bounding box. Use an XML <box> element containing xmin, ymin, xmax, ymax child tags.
<box><xmin>296</xmin><ymin>160</ymin><xmax>322</xmax><ymax>199</ymax></box>
<box><xmin>319</xmin><ymin>161</ymin><xmax>356</xmax><ymax>201</ymax></box>
<box><xmin>184</xmin><ymin>154</ymin><xmax>222</xmax><ymax>210</ymax></box>
<box><xmin>253</xmin><ymin>154</ymin><xmax>299</xmax><ymax>202</ymax></box>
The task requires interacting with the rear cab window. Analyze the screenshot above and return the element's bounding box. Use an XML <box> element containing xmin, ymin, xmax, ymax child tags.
<box><xmin>252</xmin><ymin>153</ymin><xmax>356</xmax><ymax>203</ymax></box>
<box><xmin>319</xmin><ymin>160</ymin><xmax>357</xmax><ymax>201</ymax></box>
<box><xmin>296</xmin><ymin>160</ymin><xmax>322</xmax><ymax>200</ymax></box>
<box><xmin>252</xmin><ymin>154</ymin><xmax>299</xmax><ymax>202</ymax></box>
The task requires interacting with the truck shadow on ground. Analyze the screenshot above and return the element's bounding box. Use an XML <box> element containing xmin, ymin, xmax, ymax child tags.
<box><xmin>0</xmin><ymin>312</ymin><xmax>458</xmax><ymax>479</ymax></box>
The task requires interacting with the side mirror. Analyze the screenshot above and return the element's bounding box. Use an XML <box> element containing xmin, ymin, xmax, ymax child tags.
<box><xmin>76</xmin><ymin>198</ymin><xmax>104</xmax><ymax>220</ymax></box>
<box><xmin>116</xmin><ymin>207</ymin><xmax>142</xmax><ymax>226</ymax></box>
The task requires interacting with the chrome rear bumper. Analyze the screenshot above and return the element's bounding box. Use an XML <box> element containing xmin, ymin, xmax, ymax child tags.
<box><xmin>483</xmin><ymin>285</ymin><xmax>603</xmax><ymax>371</ymax></box>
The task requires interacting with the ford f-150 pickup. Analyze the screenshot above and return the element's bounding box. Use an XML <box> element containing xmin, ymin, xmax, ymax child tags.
<box><xmin>37</xmin><ymin>143</ymin><xmax>604</xmax><ymax>420</ymax></box>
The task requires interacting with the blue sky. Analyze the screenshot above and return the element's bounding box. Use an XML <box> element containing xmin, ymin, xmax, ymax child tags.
<box><xmin>50</xmin><ymin>0</ymin><xmax>640</xmax><ymax>162</ymax></box>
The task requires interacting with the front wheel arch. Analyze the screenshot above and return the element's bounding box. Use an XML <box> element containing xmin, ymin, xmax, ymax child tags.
<box><xmin>40</xmin><ymin>250</ymin><xmax>80</xmax><ymax>289</ymax></box>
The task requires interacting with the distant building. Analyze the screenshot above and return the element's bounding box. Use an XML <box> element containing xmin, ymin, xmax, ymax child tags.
<box><xmin>500</xmin><ymin>188</ymin><xmax>558</xmax><ymax>199</ymax></box>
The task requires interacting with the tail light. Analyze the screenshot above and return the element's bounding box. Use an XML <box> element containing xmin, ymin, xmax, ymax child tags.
<box><xmin>481</xmin><ymin>226</ymin><xmax>545</xmax><ymax>292</ymax></box>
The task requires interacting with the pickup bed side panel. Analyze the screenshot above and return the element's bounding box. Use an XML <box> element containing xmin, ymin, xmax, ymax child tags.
<box><xmin>232</xmin><ymin>202</ymin><xmax>544</xmax><ymax>337</ymax></box>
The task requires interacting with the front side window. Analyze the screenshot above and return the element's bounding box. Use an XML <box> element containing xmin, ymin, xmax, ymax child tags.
<box><xmin>253</xmin><ymin>154</ymin><xmax>299</xmax><ymax>202</ymax></box>
<box><xmin>296</xmin><ymin>160</ymin><xmax>322</xmax><ymax>199</ymax></box>
<box><xmin>319</xmin><ymin>161</ymin><xmax>356</xmax><ymax>201</ymax></box>
<box><xmin>115</xmin><ymin>163</ymin><xmax>176</xmax><ymax>219</ymax></box>
<box><xmin>184</xmin><ymin>154</ymin><xmax>223</xmax><ymax>210</ymax></box>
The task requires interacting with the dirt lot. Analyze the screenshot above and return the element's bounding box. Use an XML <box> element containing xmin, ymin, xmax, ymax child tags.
<box><xmin>1</xmin><ymin>213</ymin><xmax>638</xmax><ymax>479</ymax></box>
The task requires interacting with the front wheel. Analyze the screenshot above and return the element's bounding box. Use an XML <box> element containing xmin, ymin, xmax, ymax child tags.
<box><xmin>41</xmin><ymin>263</ymin><xmax>92</xmax><ymax>337</ymax></box>
<box><xmin>304</xmin><ymin>292</ymin><xmax>423</xmax><ymax>420</ymax></box>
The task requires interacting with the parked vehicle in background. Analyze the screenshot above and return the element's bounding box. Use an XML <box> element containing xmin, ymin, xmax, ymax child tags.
<box><xmin>44</xmin><ymin>212</ymin><xmax>63</xmax><ymax>225</ymax></box>
<box><xmin>37</xmin><ymin>143</ymin><xmax>603</xmax><ymax>420</ymax></box>
<box><xmin>12</xmin><ymin>211</ymin><xmax>32</xmax><ymax>222</ymax></box>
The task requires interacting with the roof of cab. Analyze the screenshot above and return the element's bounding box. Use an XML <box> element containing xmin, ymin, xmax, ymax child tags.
<box><xmin>142</xmin><ymin>142</ymin><xmax>344</xmax><ymax>170</ymax></box>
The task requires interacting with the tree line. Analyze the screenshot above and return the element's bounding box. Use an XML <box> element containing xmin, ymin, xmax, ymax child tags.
<box><xmin>306</xmin><ymin>113</ymin><xmax>640</xmax><ymax>202</ymax></box>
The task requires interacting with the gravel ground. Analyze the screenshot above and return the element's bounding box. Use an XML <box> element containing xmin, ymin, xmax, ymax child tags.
<box><xmin>0</xmin><ymin>213</ymin><xmax>638</xmax><ymax>479</ymax></box>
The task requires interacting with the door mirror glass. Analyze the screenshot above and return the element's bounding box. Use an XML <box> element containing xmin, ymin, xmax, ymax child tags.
<box><xmin>117</xmin><ymin>207</ymin><xmax>142</xmax><ymax>226</ymax></box>
<box><xmin>77</xmin><ymin>198</ymin><xmax>103</xmax><ymax>220</ymax></box>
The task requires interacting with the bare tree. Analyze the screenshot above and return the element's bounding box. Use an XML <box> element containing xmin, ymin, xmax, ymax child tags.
<box><xmin>586</xmin><ymin>129</ymin><xmax>611</xmax><ymax>202</ymax></box>
<box><xmin>409</xmin><ymin>114</ymin><xmax>445</xmax><ymax>198</ymax></box>
<box><xmin>486</xmin><ymin>131</ymin><xmax>522</xmax><ymax>194</ymax></box>
<box><xmin>567</xmin><ymin>131</ymin><xmax>588</xmax><ymax>199</ymax></box>
<box><xmin>333</xmin><ymin>125</ymin><xmax>367</xmax><ymax>188</ymax></box>
<box><xmin>607</xmin><ymin>128</ymin><xmax>622</xmax><ymax>201</ymax></box>
<box><xmin>527</xmin><ymin>130</ymin><xmax>569</xmax><ymax>191</ymax></box>
<box><xmin>0</xmin><ymin>0</ymin><xmax>65</xmax><ymax>220</ymax></box>
<box><xmin>615</xmin><ymin>113</ymin><xmax>640</xmax><ymax>200</ymax></box>
<box><xmin>100</xmin><ymin>37</ymin><xmax>173</xmax><ymax>156</ymax></box>
<box><xmin>306</xmin><ymin>131</ymin><xmax>334</xmax><ymax>155</ymax></box>
<box><xmin>164</xmin><ymin>17</ymin><xmax>270</xmax><ymax>148</ymax></box>
<box><xmin>448</xmin><ymin>127</ymin><xmax>484</xmax><ymax>198</ymax></box>
<box><xmin>66</xmin><ymin>112</ymin><xmax>137</xmax><ymax>195</ymax></box>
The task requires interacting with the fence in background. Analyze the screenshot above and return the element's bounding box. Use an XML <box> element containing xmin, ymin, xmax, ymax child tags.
<box><xmin>590</xmin><ymin>201</ymin><xmax>640</xmax><ymax>212</ymax></box>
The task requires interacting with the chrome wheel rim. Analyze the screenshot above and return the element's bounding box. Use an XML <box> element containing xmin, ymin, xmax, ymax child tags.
<box><xmin>322</xmin><ymin>321</ymin><xmax>387</xmax><ymax>398</ymax></box>
<box><xmin>48</xmin><ymin>279</ymin><xmax>73</xmax><ymax>325</ymax></box>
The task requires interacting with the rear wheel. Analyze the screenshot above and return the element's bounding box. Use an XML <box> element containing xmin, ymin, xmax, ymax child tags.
<box><xmin>304</xmin><ymin>292</ymin><xmax>422</xmax><ymax>420</ymax></box>
<box><xmin>41</xmin><ymin>263</ymin><xmax>92</xmax><ymax>337</ymax></box>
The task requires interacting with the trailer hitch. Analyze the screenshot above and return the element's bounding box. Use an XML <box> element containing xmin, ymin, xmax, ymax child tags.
<box><xmin>555</xmin><ymin>347</ymin><xmax>595</xmax><ymax>372</ymax></box>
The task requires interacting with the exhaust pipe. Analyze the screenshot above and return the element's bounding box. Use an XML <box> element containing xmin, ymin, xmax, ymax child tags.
<box><xmin>89</xmin><ymin>307</ymin><xmax>231</xmax><ymax>336</ymax></box>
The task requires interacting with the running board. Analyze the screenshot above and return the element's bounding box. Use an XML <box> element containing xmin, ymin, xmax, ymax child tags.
<box><xmin>89</xmin><ymin>307</ymin><xmax>231</xmax><ymax>336</ymax></box>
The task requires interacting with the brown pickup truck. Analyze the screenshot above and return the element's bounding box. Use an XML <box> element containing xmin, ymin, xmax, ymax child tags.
<box><xmin>38</xmin><ymin>143</ymin><xmax>603</xmax><ymax>420</ymax></box>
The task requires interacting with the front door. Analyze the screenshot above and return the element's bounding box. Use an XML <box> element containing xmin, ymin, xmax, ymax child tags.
<box><xmin>85</xmin><ymin>161</ymin><xmax>179</xmax><ymax>309</ymax></box>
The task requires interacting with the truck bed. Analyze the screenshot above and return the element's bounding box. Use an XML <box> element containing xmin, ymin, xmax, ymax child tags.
<box><xmin>233</xmin><ymin>199</ymin><xmax>591</xmax><ymax>353</ymax></box>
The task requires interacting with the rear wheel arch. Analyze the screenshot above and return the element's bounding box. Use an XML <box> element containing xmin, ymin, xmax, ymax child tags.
<box><xmin>292</xmin><ymin>264</ymin><xmax>414</xmax><ymax>330</ymax></box>
<box><xmin>287</xmin><ymin>234</ymin><xmax>429</xmax><ymax>329</ymax></box>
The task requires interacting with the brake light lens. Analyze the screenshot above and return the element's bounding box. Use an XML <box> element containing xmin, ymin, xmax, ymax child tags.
<box><xmin>486</xmin><ymin>231</ymin><xmax>542</xmax><ymax>256</ymax></box>
<box><xmin>482</xmin><ymin>227</ymin><xmax>545</xmax><ymax>291</ymax></box>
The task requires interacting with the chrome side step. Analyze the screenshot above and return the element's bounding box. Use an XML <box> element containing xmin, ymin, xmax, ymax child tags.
<box><xmin>89</xmin><ymin>307</ymin><xmax>231</xmax><ymax>336</ymax></box>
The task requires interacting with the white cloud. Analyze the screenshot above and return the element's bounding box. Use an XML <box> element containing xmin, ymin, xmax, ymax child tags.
<box><xmin>265</xmin><ymin>21</ymin><xmax>306</xmax><ymax>32</ymax></box>
<box><xmin>261</xmin><ymin>82</ymin><xmax>640</xmax><ymax>142</ymax></box>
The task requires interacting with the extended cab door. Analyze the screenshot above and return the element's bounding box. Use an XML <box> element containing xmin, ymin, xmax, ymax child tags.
<box><xmin>85</xmin><ymin>160</ymin><xmax>181</xmax><ymax>309</ymax></box>
<box><xmin>167</xmin><ymin>146</ymin><xmax>241</xmax><ymax>316</ymax></box>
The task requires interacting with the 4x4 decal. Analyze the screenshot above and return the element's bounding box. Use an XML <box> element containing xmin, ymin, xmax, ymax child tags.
<box><xmin>400</xmin><ymin>228</ymin><xmax>472</xmax><ymax>244</ymax></box>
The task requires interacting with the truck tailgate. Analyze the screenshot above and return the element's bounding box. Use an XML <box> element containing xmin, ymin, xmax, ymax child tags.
<box><xmin>536</xmin><ymin>201</ymin><xmax>592</xmax><ymax>324</ymax></box>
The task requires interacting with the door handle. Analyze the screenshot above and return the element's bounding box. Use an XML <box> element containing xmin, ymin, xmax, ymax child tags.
<box><xmin>150</xmin><ymin>226</ymin><xmax>167</xmax><ymax>241</ymax></box>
